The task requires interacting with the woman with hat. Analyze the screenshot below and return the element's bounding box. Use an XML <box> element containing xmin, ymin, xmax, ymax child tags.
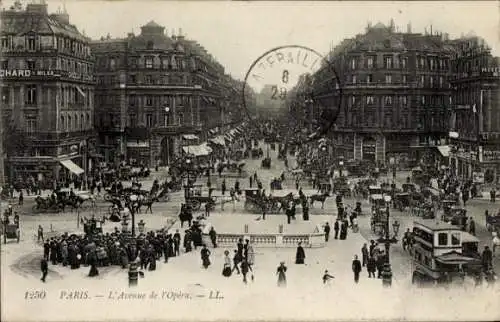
<box><xmin>277</xmin><ymin>261</ymin><xmax>287</xmax><ymax>287</ymax></box>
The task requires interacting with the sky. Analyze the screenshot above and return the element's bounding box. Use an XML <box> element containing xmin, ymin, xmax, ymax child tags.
<box><xmin>4</xmin><ymin>1</ymin><xmax>500</xmax><ymax>81</ymax></box>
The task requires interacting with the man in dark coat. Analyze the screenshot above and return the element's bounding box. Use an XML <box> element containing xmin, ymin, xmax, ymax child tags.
<box><xmin>237</xmin><ymin>238</ymin><xmax>244</xmax><ymax>259</ymax></box>
<box><xmin>295</xmin><ymin>242</ymin><xmax>306</xmax><ymax>264</ymax></box>
<box><xmin>40</xmin><ymin>258</ymin><xmax>48</xmax><ymax>282</ymax></box>
<box><xmin>209</xmin><ymin>227</ymin><xmax>217</xmax><ymax>248</ymax></box>
<box><xmin>468</xmin><ymin>217</ymin><xmax>476</xmax><ymax>236</ymax></box>
<box><xmin>367</xmin><ymin>256</ymin><xmax>376</xmax><ymax>278</ymax></box>
<box><xmin>481</xmin><ymin>246</ymin><xmax>493</xmax><ymax>271</ymax></box>
<box><xmin>334</xmin><ymin>219</ymin><xmax>340</xmax><ymax>239</ymax></box>
<box><xmin>173</xmin><ymin>230</ymin><xmax>181</xmax><ymax>256</ymax></box>
<box><xmin>352</xmin><ymin>255</ymin><xmax>362</xmax><ymax>283</ymax></box>
<box><xmin>43</xmin><ymin>241</ymin><xmax>50</xmax><ymax>260</ymax></box>
<box><xmin>324</xmin><ymin>222</ymin><xmax>331</xmax><ymax>242</ymax></box>
<box><xmin>361</xmin><ymin>243</ymin><xmax>369</xmax><ymax>267</ymax></box>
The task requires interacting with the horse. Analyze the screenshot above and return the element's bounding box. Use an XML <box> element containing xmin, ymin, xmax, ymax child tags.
<box><xmin>310</xmin><ymin>193</ymin><xmax>329</xmax><ymax>209</ymax></box>
<box><xmin>138</xmin><ymin>197</ymin><xmax>154</xmax><ymax>214</ymax></box>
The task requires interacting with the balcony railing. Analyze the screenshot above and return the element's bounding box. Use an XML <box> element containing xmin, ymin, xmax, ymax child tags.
<box><xmin>23</xmin><ymin>130</ymin><xmax>95</xmax><ymax>142</ymax></box>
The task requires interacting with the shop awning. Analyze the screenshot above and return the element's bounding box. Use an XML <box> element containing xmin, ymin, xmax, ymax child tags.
<box><xmin>208</xmin><ymin>129</ymin><xmax>217</xmax><ymax>135</ymax></box>
<box><xmin>60</xmin><ymin>160</ymin><xmax>84</xmax><ymax>175</ymax></box>
<box><xmin>224</xmin><ymin>134</ymin><xmax>234</xmax><ymax>142</ymax></box>
<box><xmin>209</xmin><ymin>136</ymin><xmax>226</xmax><ymax>146</ymax></box>
<box><xmin>437</xmin><ymin>145</ymin><xmax>450</xmax><ymax>157</ymax></box>
<box><xmin>126</xmin><ymin>141</ymin><xmax>149</xmax><ymax>148</ymax></box>
<box><xmin>183</xmin><ymin>134</ymin><xmax>199</xmax><ymax>140</ymax></box>
<box><xmin>182</xmin><ymin>144</ymin><xmax>212</xmax><ymax>156</ymax></box>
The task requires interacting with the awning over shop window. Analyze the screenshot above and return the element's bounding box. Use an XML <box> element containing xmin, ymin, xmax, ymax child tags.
<box><xmin>224</xmin><ymin>134</ymin><xmax>234</xmax><ymax>142</ymax></box>
<box><xmin>60</xmin><ymin>160</ymin><xmax>84</xmax><ymax>175</ymax></box>
<box><xmin>183</xmin><ymin>134</ymin><xmax>199</xmax><ymax>140</ymax></box>
<box><xmin>208</xmin><ymin>129</ymin><xmax>217</xmax><ymax>135</ymax></box>
<box><xmin>209</xmin><ymin>136</ymin><xmax>226</xmax><ymax>146</ymax></box>
<box><xmin>126</xmin><ymin>141</ymin><xmax>149</xmax><ymax>148</ymax></box>
<box><xmin>437</xmin><ymin>145</ymin><xmax>450</xmax><ymax>157</ymax></box>
<box><xmin>182</xmin><ymin>144</ymin><xmax>212</xmax><ymax>156</ymax></box>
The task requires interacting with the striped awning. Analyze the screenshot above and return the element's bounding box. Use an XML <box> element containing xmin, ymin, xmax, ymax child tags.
<box><xmin>183</xmin><ymin>134</ymin><xmax>199</xmax><ymax>140</ymax></box>
<box><xmin>182</xmin><ymin>144</ymin><xmax>212</xmax><ymax>156</ymax></box>
<box><xmin>60</xmin><ymin>160</ymin><xmax>84</xmax><ymax>175</ymax></box>
<box><xmin>209</xmin><ymin>136</ymin><xmax>226</xmax><ymax>146</ymax></box>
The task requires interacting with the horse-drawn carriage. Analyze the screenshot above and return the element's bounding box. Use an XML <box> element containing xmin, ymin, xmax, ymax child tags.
<box><xmin>411</xmin><ymin>167</ymin><xmax>431</xmax><ymax>187</ymax></box>
<box><xmin>261</xmin><ymin>157</ymin><xmax>271</xmax><ymax>169</ymax></box>
<box><xmin>244</xmin><ymin>188</ymin><xmax>263</xmax><ymax>213</ymax></box>
<box><xmin>250</xmin><ymin>148</ymin><xmax>263</xmax><ymax>159</ymax></box>
<box><xmin>185</xmin><ymin>185</ymin><xmax>216</xmax><ymax>211</ymax></box>
<box><xmin>485</xmin><ymin>212</ymin><xmax>500</xmax><ymax>232</ymax></box>
<box><xmin>222</xmin><ymin>161</ymin><xmax>247</xmax><ymax>177</ymax></box>
<box><xmin>2</xmin><ymin>223</ymin><xmax>20</xmax><ymax>243</ymax></box>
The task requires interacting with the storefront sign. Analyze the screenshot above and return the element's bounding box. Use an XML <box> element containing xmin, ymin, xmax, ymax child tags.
<box><xmin>0</xmin><ymin>69</ymin><xmax>94</xmax><ymax>82</ymax></box>
<box><xmin>0</xmin><ymin>69</ymin><xmax>58</xmax><ymax>78</ymax></box>
<box><xmin>473</xmin><ymin>171</ymin><xmax>485</xmax><ymax>183</ymax></box>
<box><xmin>483</xmin><ymin>149</ymin><xmax>500</xmax><ymax>162</ymax></box>
<box><xmin>481</xmin><ymin>67</ymin><xmax>500</xmax><ymax>76</ymax></box>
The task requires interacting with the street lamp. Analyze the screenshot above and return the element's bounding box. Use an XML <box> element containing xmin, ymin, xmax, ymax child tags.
<box><xmin>184</xmin><ymin>157</ymin><xmax>192</xmax><ymax>199</ymax></box>
<box><xmin>376</xmin><ymin>206</ymin><xmax>398</xmax><ymax>287</ymax></box>
<box><xmin>129</xmin><ymin>194</ymin><xmax>138</xmax><ymax>236</ymax></box>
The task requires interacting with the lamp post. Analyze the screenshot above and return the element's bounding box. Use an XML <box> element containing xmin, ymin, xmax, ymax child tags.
<box><xmin>129</xmin><ymin>194</ymin><xmax>138</xmax><ymax>236</ymax></box>
<box><xmin>164</xmin><ymin>106</ymin><xmax>170</xmax><ymax>165</ymax></box>
<box><xmin>184</xmin><ymin>157</ymin><xmax>192</xmax><ymax>200</ymax></box>
<box><xmin>377</xmin><ymin>207</ymin><xmax>399</xmax><ymax>287</ymax></box>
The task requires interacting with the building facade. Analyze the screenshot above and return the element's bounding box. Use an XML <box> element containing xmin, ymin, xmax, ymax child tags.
<box><xmin>1</xmin><ymin>2</ymin><xmax>95</xmax><ymax>185</ymax></box>
<box><xmin>309</xmin><ymin>22</ymin><xmax>454</xmax><ymax>166</ymax></box>
<box><xmin>449</xmin><ymin>38</ymin><xmax>500</xmax><ymax>184</ymax></box>
<box><xmin>92</xmin><ymin>22</ymin><xmax>239</xmax><ymax>166</ymax></box>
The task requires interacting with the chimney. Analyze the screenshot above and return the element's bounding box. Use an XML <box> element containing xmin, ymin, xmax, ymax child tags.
<box><xmin>407</xmin><ymin>22</ymin><xmax>412</xmax><ymax>34</ymax></box>
<box><xmin>389</xmin><ymin>18</ymin><xmax>395</xmax><ymax>32</ymax></box>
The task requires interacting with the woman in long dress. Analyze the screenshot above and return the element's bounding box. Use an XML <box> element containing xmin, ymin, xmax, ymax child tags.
<box><xmin>277</xmin><ymin>262</ymin><xmax>287</xmax><ymax>287</ymax></box>
<box><xmin>201</xmin><ymin>245</ymin><xmax>211</xmax><ymax>269</ymax></box>
<box><xmin>295</xmin><ymin>242</ymin><xmax>306</xmax><ymax>264</ymax></box>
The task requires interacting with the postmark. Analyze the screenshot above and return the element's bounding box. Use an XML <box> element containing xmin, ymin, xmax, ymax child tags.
<box><xmin>242</xmin><ymin>45</ymin><xmax>343</xmax><ymax>143</ymax></box>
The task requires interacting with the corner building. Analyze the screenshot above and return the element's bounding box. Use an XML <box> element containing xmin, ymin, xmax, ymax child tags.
<box><xmin>312</xmin><ymin>22</ymin><xmax>453</xmax><ymax>166</ymax></box>
<box><xmin>448</xmin><ymin>37</ymin><xmax>500</xmax><ymax>183</ymax></box>
<box><xmin>92</xmin><ymin>22</ymin><xmax>230</xmax><ymax>166</ymax></box>
<box><xmin>1</xmin><ymin>2</ymin><xmax>95</xmax><ymax>184</ymax></box>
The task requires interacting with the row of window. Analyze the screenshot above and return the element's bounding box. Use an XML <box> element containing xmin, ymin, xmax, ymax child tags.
<box><xmin>349</xmin><ymin>55</ymin><xmax>449</xmax><ymax>70</ymax></box>
<box><xmin>59</xmin><ymin>113</ymin><xmax>92</xmax><ymax>131</ymax></box>
<box><xmin>97</xmin><ymin>74</ymin><xmax>189</xmax><ymax>86</ymax></box>
<box><xmin>347</xmin><ymin>74</ymin><xmax>447</xmax><ymax>87</ymax></box>
<box><xmin>341</xmin><ymin>112</ymin><xmax>447</xmax><ymax>129</ymax></box>
<box><xmin>96</xmin><ymin>94</ymin><xmax>191</xmax><ymax>107</ymax></box>
<box><xmin>347</xmin><ymin>95</ymin><xmax>449</xmax><ymax>106</ymax></box>
<box><xmin>1</xmin><ymin>35</ymin><xmax>91</xmax><ymax>57</ymax></box>
<box><xmin>1</xmin><ymin>85</ymin><xmax>91</xmax><ymax>107</ymax></box>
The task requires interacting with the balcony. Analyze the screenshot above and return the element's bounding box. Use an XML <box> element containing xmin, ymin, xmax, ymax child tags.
<box><xmin>152</xmin><ymin>123</ymin><xmax>203</xmax><ymax>135</ymax></box>
<box><xmin>23</xmin><ymin>130</ymin><xmax>96</xmax><ymax>143</ymax></box>
<box><xmin>342</xmin><ymin>81</ymin><xmax>414</xmax><ymax>89</ymax></box>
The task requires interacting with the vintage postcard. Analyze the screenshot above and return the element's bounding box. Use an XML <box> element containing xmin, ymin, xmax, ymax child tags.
<box><xmin>1</xmin><ymin>0</ymin><xmax>499</xmax><ymax>321</ymax></box>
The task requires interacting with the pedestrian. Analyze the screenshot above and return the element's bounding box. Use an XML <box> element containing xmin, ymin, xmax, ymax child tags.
<box><xmin>37</xmin><ymin>225</ymin><xmax>44</xmax><ymax>242</ymax></box>
<box><xmin>277</xmin><ymin>261</ymin><xmax>287</xmax><ymax>287</ymax></box>
<box><xmin>221</xmin><ymin>179</ymin><xmax>226</xmax><ymax>196</ymax></box>
<box><xmin>491</xmin><ymin>188</ymin><xmax>496</xmax><ymax>203</ymax></box>
<box><xmin>201</xmin><ymin>245</ymin><xmax>211</xmax><ymax>269</ymax></box>
<box><xmin>88</xmin><ymin>250</ymin><xmax>99</xmax><ymax>277</ymax></box>
<box><xmin>324</xmin><ymin>222</ymin><xmax>331</xmax><ymax>242</ymax></box>
<box><xmin>468</xmin><ymin>217</ymin><xmax>476</xmax><ymax>236</ymax></box>
<box><xmin>352</xmin><ymin>255</ymin><xmax>362</xmax><ymax>283</ymax></box>
<box><xmin>323</xmin><ymin>270</ymin><xmax>335</xmax><ymax>285</ymax></box>
<box><xmin>369</xmin><ymin>240</ymin><xmax>377</xmax><ymax>257</ymax></box>
<box><xmin>481</xmin><ymin>246</ymin><xmax>493</xmax><ymax>271</ymax></box>
<box><xmin>295</xmin><ymin>242</ymin><xmax>306</xmax><ymax>264</ymax></box>
<box><xmin>339</xmin><ymin>219</ymin><xmax>348</xmax><ymax>240</ymax></box>
<box><xmin>241</xmin><ymin>258</ymin><xmax>250</xmax><ymax>284</ymax></box>
<box><xmin>209</xmin><ymin>227</ymin><xmax>217</xmax><ymax>248</ymax></box>
<box><xmin>173</xmin><ymin>230</ymin><xmax>181</xmax><ymax>256</ymax></box>
<box><xmin>334</xmin><ymin>219</ymin><xmax>340</xmax><ymax>239</ymax></box>
<box><xmin>18</xmin><ymin>190</ymin><xmax>23</xmax><ymax>206</ymax></box>
<box><xmin>43</xmin><ymin>240</ymin><xmax>50</xmax><ymax>260</ymax></box>
<box><xmin>232</xmin><ymin>250</ymin><xmax>241</xmax><ymax>274</ymax></box>
<box><xmin>40</xmin><ymin>257</ymin><xmax>48</xmax><ymax>282</ymax></box>
<box><xmin>361</xmin><ymin>243</ymin><xmax>369</xmax><ymax>267</ymax></box>
<box><xmin>222</xmin><ymin>250</ymin><xmax>232</xmax><ymax>277</ymax></box>
<box><xmin>367</xmin><ymin>256</ymin><xmax>376</xmax><ymax>278</ymax></box>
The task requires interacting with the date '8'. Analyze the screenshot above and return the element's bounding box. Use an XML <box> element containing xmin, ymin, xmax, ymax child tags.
<box><xmin>271</xmin><ymin>70</ymin><xmax>289</xmax><ymax>100</ymax></box>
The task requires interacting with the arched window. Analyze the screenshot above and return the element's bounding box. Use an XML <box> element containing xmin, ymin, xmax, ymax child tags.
<box><xmin>68</xmin><ymin>115</ymin><xmax>72</xmax><ymax>131</ymax></box>
<box><xmin>74</xmin><ymin>115</ymin><xmax>78</xmax><ymax>129</ymax></box>
<box><xmin>81</xmin><ymin>113</ymin><xmax>84</xmax><ymax>129</ymax></box>
<box><xmin>86</xmin><ymin>113</ymin><xmax>90</xmax><ymax>128</ymax></box>
<box><xmin>60</xmin><ymin>115</ymin><xmax>65</xmax><ymax>131</ymax></box>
